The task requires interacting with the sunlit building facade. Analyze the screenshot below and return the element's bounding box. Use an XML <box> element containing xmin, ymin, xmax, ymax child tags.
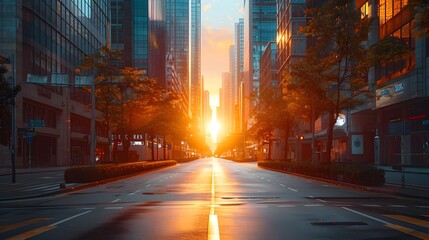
<box><xmin>0</xmin><ymin>0</ymin><xmax>110</xmax><ymax>168</ymax></box>
<box><xmin>165</xmin><ymin>0</ymin><xmax>190</xmax><ymax>110</ymax></box>
<box><xmin>233</xmin><ymin>18</ymin><xmax>244</xmax><ymax>133</ymax></box>
<box><xmin>190</xmin><ymin>0</ymin><xmax>202</xmax><ymax>130</ymax></box>
<box><xmin>243</xmin><ymin>0</ymin><xmax>277</xmax><ymax>131</ymax></box>
<box><xmin>364</xmin><ymin>0</ymin><xmax>429</xmax><ymax>167</ymax></box>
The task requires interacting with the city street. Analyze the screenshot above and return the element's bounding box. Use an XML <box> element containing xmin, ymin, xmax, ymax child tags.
<box><xmin>1</xmin><ymin>158</ymin><xmax>428</xmax><ymax>239</ymax></box>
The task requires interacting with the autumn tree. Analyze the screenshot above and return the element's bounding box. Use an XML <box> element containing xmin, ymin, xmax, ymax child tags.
<box><xmin>138</xmin><ymin>93</ymin><xmax>190</xmax><ymax>161</ymax></box>
<box><xmin>251</xmin><ymin>85</ymin><xmax>294</xmax><ymax>161</ymax></box>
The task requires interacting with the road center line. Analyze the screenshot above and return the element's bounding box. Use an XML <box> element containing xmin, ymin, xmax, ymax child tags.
<box><xmin>112</xmin><ymin>199</ymin><xmax>121</xmax><ymax>203</ymax></box>
<box><xmin>208</xmin><ymin>158</ymin><xmax>220</xmax><ymax>240</ymax></box>
<box><xmin>287</xmin><ymin>187</ymin><xmax>298</xmax><ymax>192</ymax></box>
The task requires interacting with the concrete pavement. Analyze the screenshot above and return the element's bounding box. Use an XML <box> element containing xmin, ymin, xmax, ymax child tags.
<box><xmin>1</xmin><ymin>164</ymin><xmax>428</xmax><ymax>201</ymax></box>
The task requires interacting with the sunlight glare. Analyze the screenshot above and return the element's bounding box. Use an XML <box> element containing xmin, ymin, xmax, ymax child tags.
<box><xmin>208</xmin><ymin>120</ymin><xmax>220</xmax><ymax>143</ymax></box>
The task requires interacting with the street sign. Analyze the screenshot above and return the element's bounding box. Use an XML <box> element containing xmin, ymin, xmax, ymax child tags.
<box><xmin>29</xmin><ymin>119</ymin><xmax>45</xmax><ymax>128</ymax></box>
<box><xmin>18</xmin><ymin>128</ymin><xmax>34</xmax><ymax>136</ymax></box>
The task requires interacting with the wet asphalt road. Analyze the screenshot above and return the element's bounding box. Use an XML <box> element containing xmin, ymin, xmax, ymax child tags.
<box><xmin>1</xmin><ymin>158</ymin><xmax>428</xmax><ymax>240</ymax></box>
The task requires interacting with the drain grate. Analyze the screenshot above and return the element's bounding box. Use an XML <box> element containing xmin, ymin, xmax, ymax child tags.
<box><xmin>311</xmin><ymin>221</ymin><xmax>368</xmax><ymax>226</ymax></box>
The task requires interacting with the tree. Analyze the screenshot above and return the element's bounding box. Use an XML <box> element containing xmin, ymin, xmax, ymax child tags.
<box><xmin>0</xmin><ymin>59</ymin><xmax>20</xmax><ymax>146</ymax></box>
<box><xmin>294</xmin><ymin>0</ymin><xmax>371</xmax><ymax>162</ymax></box>
<box><xmin>251</xmin><ymin>85</ymin><xmax>294</xmax><ymax>161</ymax></box>
<box><xmin>407</xmin><ymin>0</ymin><xmax>429</xmax><ymax>38</ymax></box>
<box><xmin>77</xmin><ymin>46</ymin><xmax>163</xmax><ymax>162</ymax></box>
<box><xmin>138</xmin><ymin>92</ymin><xmax>190</xmax><ymax>161</ymax></box>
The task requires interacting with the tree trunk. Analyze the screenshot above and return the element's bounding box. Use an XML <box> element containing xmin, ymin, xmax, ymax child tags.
<box><xmin>326</xmin><ymin>111</ymin><xmax>336</xmax><ymax>162</ymax></box>
<box><xmin>151</xmin><ymin>135</ymin><xmax>155</xmax><ymax>161</ymax></box>
<box><xmin>283</xmin><ymin>128</ymin><xmax>289</xmax><ymax>161</ymax></box>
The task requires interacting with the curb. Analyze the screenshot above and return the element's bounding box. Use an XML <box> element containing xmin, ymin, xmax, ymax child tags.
<box><xmin>0</xmin><ymin>163</ymin><xmax>178</xmax><ymax>202</ymax></box>
<box><xmin>258</xmin><ymin>166</ymin><xmax>429</xmax><ymax>200</ymax></box>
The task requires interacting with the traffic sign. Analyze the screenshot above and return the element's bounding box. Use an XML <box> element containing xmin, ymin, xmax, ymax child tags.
<box><xmin>29</xmin><ymin>119</ymin><xmax>45</xmax><ymax>128</ymax></box>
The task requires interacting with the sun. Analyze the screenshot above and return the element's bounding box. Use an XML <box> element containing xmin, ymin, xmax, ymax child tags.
<box><xmin>207</xmin><ymin>120</ymin><xmax>220</xmax><ymax>143</ymax></box>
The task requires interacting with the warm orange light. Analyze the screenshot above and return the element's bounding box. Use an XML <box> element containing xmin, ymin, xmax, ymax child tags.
<box><xmin>207</xmin><ymin>120</ymin><xmax>220</xmax><ymax>143</ymax></box>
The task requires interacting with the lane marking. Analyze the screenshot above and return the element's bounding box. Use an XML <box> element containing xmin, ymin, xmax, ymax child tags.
<box><xmin>287</xmin><ymin>187</ymin><xmax>298</xmax><ymax>192</ymax></box>
<box><xmin>363</xmin><ymin>205</ymin><xmax>381</xmax><ymax>207</ymax></box>
<box><xmin>305</xmin><ymin>204</ymin><xmax>324</xmax><ymax>207</ymax></box>
<box><xmin>112</xmin><ymin>199</ymin><xmax>121</xmax><ymax>203</ymax></box>
<box><xmin>389</xmin><ymin>205</ymin><xmax>407</xmax><ymax>208</ymax></box>
<box><xmin>280</xmin><ymin>184</ymin><xmax>285</xmax><ymax>187</ymax></box>
<box><xmin>145</xmin><ymin>184</ymin><xmax>151</xmax><ymax>188</ymax></box>
<box><xmin>208</xmin><ymin>158</ymin><xmax>220</xmax><ymax>240</ymax></box>
<box><xmin>342</xmin><ymin>207</ymin><xmax>389</xmax><ymax>224</ymax></box>
<box><xmin>6</xmin><ymin>211</ymin><xmax>92</xmax><ymax>240</ymax></box>
<box><xmin>50</xmin><ymin>211</ymin><xmax>92</xmax><ymax>226</ymax></box>
<box><xmin>0</xmin><ymin>218</ymin><xmax>52</xmax><ymax>233</ymax></box>
<box><xmin>129</xmin><ymin>192</ymin><xmax>136</xmax><ymax>196</ymax></box>
<box><xmin>385</xmin><ymin>223</ymin><xmax>429</xmax><ymax>239</ymax></box>
<box><xmin>6</xmin><ymin>226</ymin><xmax>56</xmax><ymax>240</ymax></box>
<box><xmin>384</xmin><ymin>215</ymin><xmax>429</xmax><ymax>228</ymax></box>
<box><xmin>105</xmin><ymin>207</ymin><xmax>123</xmax><ymax>210</ymax></box>
<box><xmin>316</xmin><ymin>199</ymin><xmax>327</xmax><ymax>203</ymax></box>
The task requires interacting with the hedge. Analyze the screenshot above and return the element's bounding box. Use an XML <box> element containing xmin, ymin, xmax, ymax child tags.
<box><xmin>258</xmin><ymin>161</ymin><xmax>385</xmax><ymax>186</ymax></box>
<box><xmin>64</xmin><ymin>160</ymin><xmax>177</xmax><ymax>183</ymax></box>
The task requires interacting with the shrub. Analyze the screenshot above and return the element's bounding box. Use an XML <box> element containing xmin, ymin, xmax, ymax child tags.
<box><xmin>64</xmin><ymin>160</ymin><xmax>177</xmax><ymax>183</ymax></box>
<box><xmin>258</xmin><ymin>161</ymin><xmax>385</xmax><ymax>186</ymax></box>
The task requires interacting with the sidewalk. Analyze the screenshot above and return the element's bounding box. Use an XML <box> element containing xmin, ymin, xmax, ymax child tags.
<box><xmin>0</xmin><ymin>167</ymin><xmax>75</xmax><ymax>201</ymax></box>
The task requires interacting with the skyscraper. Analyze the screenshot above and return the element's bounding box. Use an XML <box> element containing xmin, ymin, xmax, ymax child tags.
<box><xmin>243</xmin><ymin>0</ymin><xmax>277</xmax><ymax>130</ymax></box>
<box><xmin>165</xmin><ymin>0</ymin><xmax>190</xmax><ymax>105</ymax></box>
<box><xmin>111</xmin><ymin>0</ymin><xmax>149</xmax><ymax>70</ymax></box>
<box><xmin>0</xmin><ymin>0</ymin><xmax>110</xmax><ymax>167</ymax></box>
<box><xmin>190</xmin><ymin>0</ymin><xmax>202</xmax><ymax>130</ymax></box>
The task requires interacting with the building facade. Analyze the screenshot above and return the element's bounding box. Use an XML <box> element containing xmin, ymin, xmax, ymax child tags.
<box><xmin>0</xmin><ymin>0</ymin><xmax>110</xmax><ymax>168</ymax></box>
<box><xmin>190</xmin><ymin>0</ymin><xmax>202</xmax><ymax>131</ymax></box>
<box><xmin>243</xmin><ymin>0</ymin><xmax>277</xmax><ymax>131</ymax></box>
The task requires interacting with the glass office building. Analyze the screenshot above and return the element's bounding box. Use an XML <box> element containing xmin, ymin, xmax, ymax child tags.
<box><xmin>243</xmin><ymin>0</ymin><xmax>277</xmax><ymax>130</ymax></box>
<box><xmin>111</xmin><ymin>0</ymin><xmax>149</xmax><ymax>70</ymax></box>
<box><xmin>190</xmin><ymin>0</ymin><xmax>202</xmax><ymax>129</ymax></box>
<box><xmin>165</xmin><ymin>0</ymin><xmax>190</xmax><ymax>100</ymax></box>
<box><xmin>0</xmin><ymin>0</ymin><xmax>110</xmax><ymax>168</ymax></box>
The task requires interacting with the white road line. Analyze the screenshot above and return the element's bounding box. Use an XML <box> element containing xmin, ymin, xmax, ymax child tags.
<box><xmin>304</xmin><ymin>204</ymin><xmax>324</xmax><ymax>207</ymax></box>
<box><xmin>81</xmin><ymin>208</ymin><xmax>96</xmax><ymax>210</ymax></box>
<box><xmin>112</xmin><ymin>199</ymin><xmax>121</xmax><ymax>203</ymax></box>
<box><xmin>42</xmin><ymin>186</ymin><xmax>61</xmax><ymax>191</ymax></box>
<box><xmin>280</xmin><ymin>184</ymin><xmax>285</xmax><ymax>187</ymax></box>
<box><xmin>129</xmin><ymin>192</ymin><xmax>136</xmax><ymax>195</ymax></box>
<box><xmin>362</xmin><ymin>205</ymin><xmax>381</xmax><ymax>207</ymax></box>
<box><xmin>105</xmin><ymin>207</ymin><xmax>123</xmax><ymax>210</ymax></box>
<box><xmin>389</xmin><ymin>205</ymin><xmax>407</xmax><ymax>208</ymax></box>
<box><xmin>266</xmin><ymin>179</ymin><xmax>271</xmax><ymax>182</ymax></box>
<box><xmin>277</xmin><ymin>205</ymin><xmax>296</xmax><ymax>208</ymax></box>
<box><xmin>50</xmin><ymin>211</ymin><xmax>92</xmax><ymax>226</ymax></box>
<box><xmin>316</xmin><ymin>199</ymin><xmax>327</xmax><ymax>203</ymax></box>
<box><xmin>22</xmin><ymin>184</ymin><xmax>58</xmax><ymax>192</ymax></box>
<box><xmin>145</xmin><ymin>184</ymin><xmax>151</xmax><ymax>188</ymax></box>
<box><xmin>342</xmin><ymin>207</ymin><xmax>389</xmax><ymax>224</ymax></box>
<box><xmin>287</xmin><ymin>187</ymin><xmax>298</xmax><ymax>192</ymax></box>
<box><xmin>308</xmin><ymin>195</ymin><xmax>314</xmax><ymax>198</ymax></box>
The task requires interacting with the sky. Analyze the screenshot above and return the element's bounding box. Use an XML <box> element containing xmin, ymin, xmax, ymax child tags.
<box><xmin>201</xmin><ymin>0</ymin><xmax>243</xmax><ymax>106</ymax></box>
